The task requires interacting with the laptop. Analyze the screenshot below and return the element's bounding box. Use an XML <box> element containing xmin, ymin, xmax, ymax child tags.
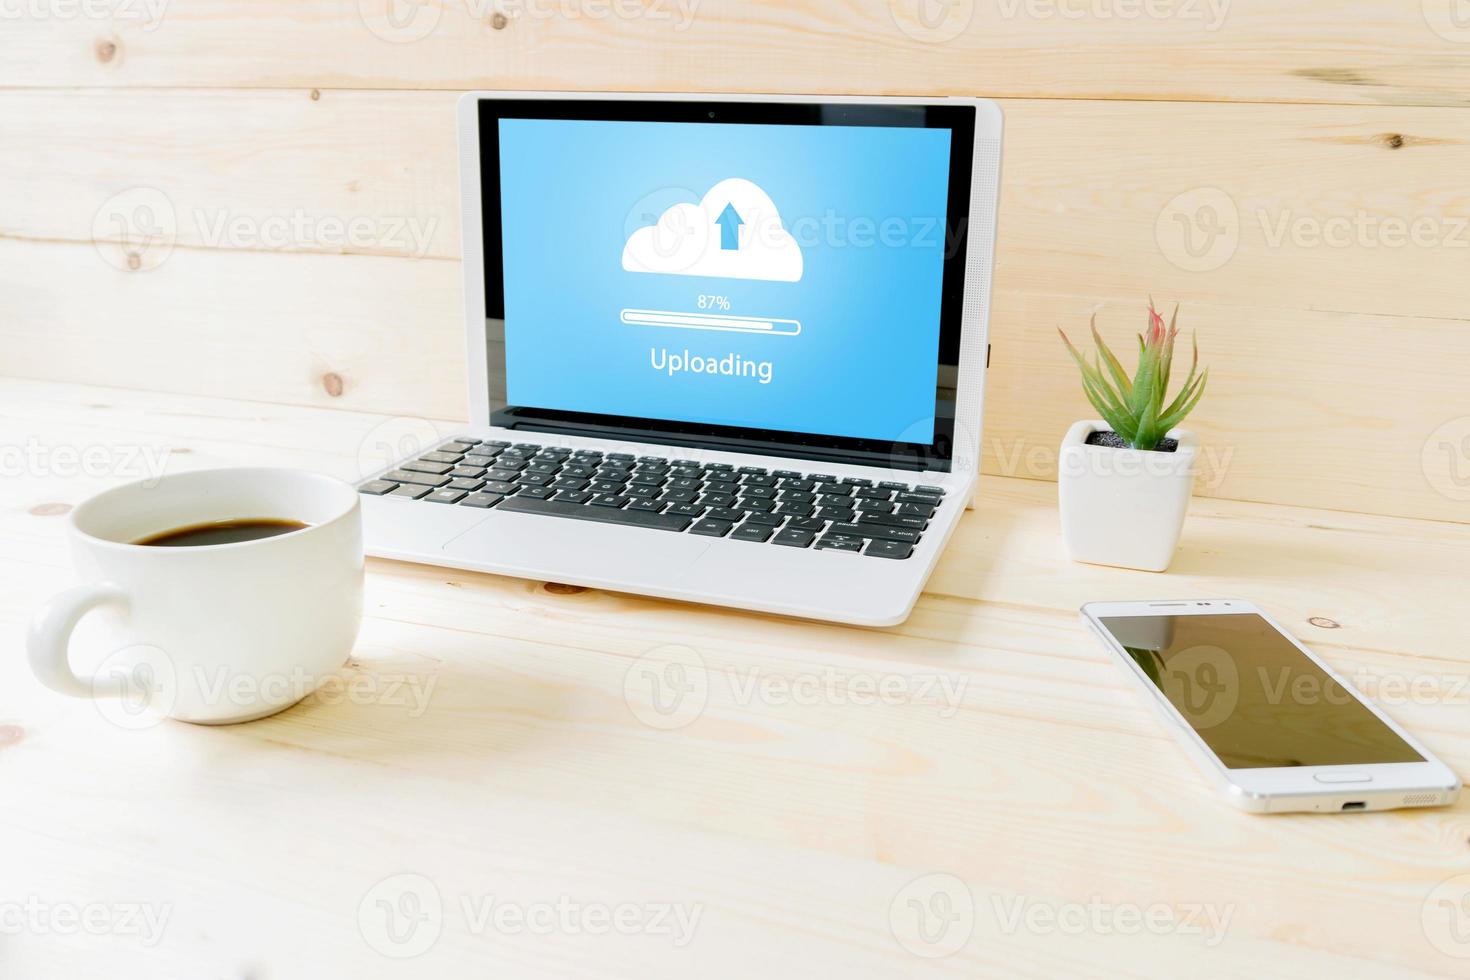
<box><xmin>358</xmin><ymin>92</ymin><xmax>1003</xmax><ymax>626</ymax></box>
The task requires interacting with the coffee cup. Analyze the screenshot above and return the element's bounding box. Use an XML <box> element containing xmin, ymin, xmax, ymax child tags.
<box><xmin>27</xmin><ymin>467</ymin><xmax>363</xmax><ymax>725</ymax></box>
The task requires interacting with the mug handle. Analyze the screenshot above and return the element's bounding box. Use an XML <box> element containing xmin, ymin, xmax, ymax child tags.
<box><xmin>27</xmin><ymin>583</ymin><xmax>131</xmax><ymax>699</ymax></box>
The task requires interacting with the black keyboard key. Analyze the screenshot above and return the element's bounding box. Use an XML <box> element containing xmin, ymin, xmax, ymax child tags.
<box><xmin>830</xmin><ymin>523</ymin><xmax>920</xmax><ymax>544</ymax></box>
<box><xmin>590</xmin><ymin>494</ymin><xmax>628</xmax><ymax>508</ymax></box>
<box><xmin>460</xmin><ymin>492</ymin><xmax>504</xmax><ymax>509</ymax></box>
<box><xmin>513</xmin><ymin>442</ymin><xmax>542</xmax><ymax>451</ymax></box>
<box><xmin>404</xmin><ymin>459</ymin><xmax>454</xmax><ymax>474</ymax></box>
<box><xmin>841</xmin><ymin>477</ymin><xmax>873</xmax><ymax>487</ymax></box>
<box><xmin>446</xmin><ymin>477</ymin><xmax>485</xmax><ymax>492</ymax></box>
<box><xmin>815</xmin><ymin>507</ymin><xmax>856</xmax><ymax>523</ymax></box>
<box><xmin>779</xmin><ymin>479</ymin><xmax>815</xmax><ymax>491</ymax></box>
<box><xmin>730</xmin><ymin>524</ymin><xmax>773</xmax><ymax>542</ymax></box>
<box><xmin>450</xmin><ymin>466</ymin><xmax>487</xmax><ymax>479</ymax></box>
<box><xmin>700</xmin><ymin>493</ymin><xmax>737</xmax><ymax>509</ymax></box>
<box><xmin>628</xmin><ymin>499</ymin><xmax>666</xmax><ymax>512</ymax></box>
<box><xmin>916</xmin><ymin>485</ymin><xmax>946</xmax><ymax>496</ymax></box>
<box><xmin>591</xmin><ymin>480</ymin><xmax>626</xmax><ymax>494</ymax></box>
<box><xmin>462</xmin><ymin>454</ymin><xmax>498</xmax><ymax>468</ymax></box>
<box><xmin>667</xmin><ymin>477</ymin><xmax>701</xmax><ymax>490</ymax></box>
<box><xmin>786</xmin><ymin>517</ymin><xmax>825</xmax><ymax>531</ymax></box>
<box><xmin>879</xmin><ymin>481</ymin><xmax>909</xmax><ymax>491</ymax></box>
<box><xmin>525</xmin><ymin>461</ymin><xmax>561</xmax><ymax>474</ymax></box>
<box><xmin>773</xmin><ymin>469</ymin><xmax>802</xmax><ymax>478</ymax></box>
<box><xmin>741</xmin><ymin>474</ymin><xmax>776</xmax><ymax>488</ymax></box>
<box><xmin>855</xmin><ymin>487</ymin><xmax>892</xmax><ymax>500</ymax></box>
<box><xmin>482</xmin><ymin>440</ymin><xmax>511</xmax><ymax>449</ymax></box>
<box><xmin>558</xmin><ymin>490</ymin><xmax>592</xmax><ymax>504</ymax></box>
<box><xmin>857</xmin><ymin>499</ymin><xmax>895</xmax><ymax>513</ymax></box>
<box><xmin>815</xmin><ymin>536</ymin><xmax>863</xmax><ymax>552</ymax></box>
<box><xmin>742</xmin><ymin>485</ymin><xmax>777</xmax><ymax>499</ymax></box>
<box><xmin>772</xmin><ymin>528</ymin><xmax>815</xmax><ymax>549</ymax></box>
<box><xmin>779</xmin><ymin>490</ymin><xmax>816</xmax><ymax>504</ymax></box>
<box><xmin>425</xmin><ymin>488</ymin><xmax>467</xmax><ymax>504</ymax></box>
<box><xmin>661</xmin><ymin>490</ymin><xmax>699</xmax><ymax>504</ymax></box>
<box><xmin>816</xmin><ymin>483</ymin><xmax>851</xmax><ymax>497</ymax></box>
<box><xmin>691</xmin><ymin>518</ymin><xmax>733</xmax><ymax>537</ymax></box>
<box><xmin>742</xmin><ymin>511</ymin><xmax>784</xmax><ymax>526</ymax></box>
<box><xmin>483</xmin><ymin>480</ymin><xmax>517</xmax><ymax>494</ymax></box>
<box><xmin>438</xmin><ymin>442</ymin><xmax>476</xmax><ymax>455</ymax></box>
<box><xmin>553</xmin><ymin>478</ymin><xmax>590</xmax><ymax>492</ymax></box>
<box><xmin>484</xmin><ymin>468</ymin><xmax>521</xmax><ymax>483</ymax></box>
<box><xmin>606</xmin><ymin>452</ymin><xmax>635</xmax><ymax>461</ymax></box>
<box><xmin>384</xmin><ymin>469</ymin><xmax>449</xmax><ymax>487</ymax></box>
<box><xmin>519</xmin><ymin>486</ymin><xmax>555</xmax><ymax>499</ymax></box>
<box><xmin>705</xmin><ymin>507</ymin><xmax>746</xmax><ymax>522</ymax></box>
<box><xmin>860</xmin><ymin>512</ymin><xmax>927</xmax><ymax>530</ymax></box>
<box><xmin>740</xmin><ymin>498</ymin><xmax>776</xmax><ymax>513</ymax></box>
<box><xmin>895</xmin><ymin>492</ymin><xmax>941</xmax><ymax>506</ymax></box>
<box><xmin>774</xmin><ymin>504</ymin><xmax>814</xmax><ymax>519</ymax></box>
<box><xmin>389</xmin><ymin>485</ymin><xmax>430</xmax><ymax>499</ymax></box>
<box><xmin>666</xmin><ymin>503</ymin><xmax>706</xmax><ymax>517</ymax></box>
<box><xmin>519</xmin><ymin>473</ymin><xmax>553</xmax><ymax>487</ymax></box>
<box><xmin>865</xmin><ymin>540</ymin><xmax>914</xmax><ymax>560</ymax></box>
<box><xmin>897</xmin><ymin>503</ymin><xmax>935</xmax><ymax>519</ymax></box>
<box><xmin>703</xmin><ymin>481</ymin><xmax>738</xmax><ymax>496</ymax></box>
<box><xmin>497</xmin><ymin>495</ymin><xmax>693</xmax><ymax>531</ymax></box>
<box><xmin>625</xmin><ymin>484</ymin><xmax>659</xmax><ymax>499</ymax></box>
<box><xmin>358</xmin><ymin>480</ymin><xmax>398</xmax><ymax>495</ymax></box>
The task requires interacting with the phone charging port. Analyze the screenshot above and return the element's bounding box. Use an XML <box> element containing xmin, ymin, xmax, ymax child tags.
<box><xmin>1341</xmin><ymin>801</ymin><xmax>1367</xmax><ymax>811</ymax></box>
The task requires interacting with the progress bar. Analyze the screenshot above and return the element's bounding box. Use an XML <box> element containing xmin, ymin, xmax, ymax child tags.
<box><xmin>620</xmin><ymin>309</ymin><xmax>802</xmax><ymax>337</ymax></box>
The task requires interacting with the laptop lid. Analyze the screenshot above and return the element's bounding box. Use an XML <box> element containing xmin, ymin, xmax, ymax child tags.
<box><xmin>458</xmin><ymin>92</ymin><xmax>1001</xmax><ymax>475</ymax></box>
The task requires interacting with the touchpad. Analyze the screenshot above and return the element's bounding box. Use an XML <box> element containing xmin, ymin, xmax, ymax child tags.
<box><xmin>440</xmin><ymin>509</ymin><xmax>714</xmax><ymax>585</ymax></box>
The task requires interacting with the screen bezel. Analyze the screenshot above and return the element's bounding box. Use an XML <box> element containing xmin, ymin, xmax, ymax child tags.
<box><xmin>1080</xmin><ymin>601</ymin><xmax>1456</xmax><ymax>799</ymax></box>
<box><xmin>466</xmin><ymin>94</ymin><xmax>979</xmax><ymax>472</ymax></box>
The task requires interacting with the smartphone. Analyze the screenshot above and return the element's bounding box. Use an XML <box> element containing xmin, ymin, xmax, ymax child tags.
<box><xmin>1080</xmin><ymin>599</ymin><xmax>1460</xmax><ymax>814</ymax></box>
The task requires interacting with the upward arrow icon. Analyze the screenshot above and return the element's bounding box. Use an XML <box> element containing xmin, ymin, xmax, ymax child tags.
<box><xmin>716</xmin><ymin>203</ymin><xmax>744</xmax><ymax>251</ymax></box>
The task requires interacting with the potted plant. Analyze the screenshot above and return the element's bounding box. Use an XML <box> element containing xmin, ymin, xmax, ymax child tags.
<box><xmin>1057</xmin><ymin>302</ymin><xmax>1208</xmax><ymax>572</ymax></box>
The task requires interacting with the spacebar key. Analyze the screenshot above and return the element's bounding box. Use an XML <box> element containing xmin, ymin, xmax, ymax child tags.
<box><xmin>497</xmin><ymin>496</ymin><xmax>693</xmax><ymax>532</ymax></box>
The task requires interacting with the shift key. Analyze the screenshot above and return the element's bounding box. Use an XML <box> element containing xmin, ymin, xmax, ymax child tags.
<box><xmin>829</xmin><ymin>522</ymin><xmax>920</xmax><ymax>544</ymax></box>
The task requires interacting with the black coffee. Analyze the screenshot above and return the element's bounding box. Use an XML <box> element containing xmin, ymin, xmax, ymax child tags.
<box><xmin>135</xmin><ymin>518</ymin><xmax>308</xmax><ymax>548</ymax></box>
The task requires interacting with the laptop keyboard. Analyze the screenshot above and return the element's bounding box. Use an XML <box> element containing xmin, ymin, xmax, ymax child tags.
<box><xmin>358</xmin><ymin>438</ymin><xmax>946</xmax><ymax>560</ymax></box>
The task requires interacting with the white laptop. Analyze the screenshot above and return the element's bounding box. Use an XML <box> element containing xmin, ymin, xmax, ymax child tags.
<box><xmin>358</xmin><ymin>91</ymin><xmax>1003</xmax><ymax>626</ymax></box>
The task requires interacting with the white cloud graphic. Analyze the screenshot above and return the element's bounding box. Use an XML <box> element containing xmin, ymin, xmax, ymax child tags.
<box><xmin>621</xmin><ymin>177</ymin><xmax>804</xmax><ymax>283</ymax></box>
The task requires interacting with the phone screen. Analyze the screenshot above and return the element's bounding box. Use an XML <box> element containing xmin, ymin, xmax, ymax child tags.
<box><xmin>1099</xmin><ymin>613</ymin><xmax>1423</xmax><ymax>769</ymax></box>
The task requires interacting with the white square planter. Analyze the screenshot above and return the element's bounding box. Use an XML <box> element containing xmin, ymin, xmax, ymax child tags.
<box><xmin>1058</xmin><ymin>420</ymin><xmax>1199</xmax><ymax>572</ymax></box>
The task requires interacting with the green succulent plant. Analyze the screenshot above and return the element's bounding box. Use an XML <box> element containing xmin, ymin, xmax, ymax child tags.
<box><xmin>1059</xmin><ymin>302</ymin><xmax>1208</xmax><ymax>451</ymax></box>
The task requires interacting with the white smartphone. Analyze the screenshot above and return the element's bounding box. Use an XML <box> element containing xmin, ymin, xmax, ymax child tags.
<box><xmin>1081</xmin><ymin>599</ymin><xmax>1461</xmax><ymax>814</ymax></box>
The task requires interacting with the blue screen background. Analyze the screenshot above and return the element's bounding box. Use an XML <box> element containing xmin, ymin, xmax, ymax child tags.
<box><xmin>498</xmin><ymin>118</ymin><xmax>951</xmax><ymax>443</ymax></box>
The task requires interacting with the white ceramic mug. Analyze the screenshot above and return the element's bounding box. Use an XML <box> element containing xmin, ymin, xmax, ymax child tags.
<box><xmin>27</xmin><ymin>468</ymin><xmax>364</xmax><ymax>725</ymax></box>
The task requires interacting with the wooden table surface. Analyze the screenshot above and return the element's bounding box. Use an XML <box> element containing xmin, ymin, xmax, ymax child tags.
<box><xmin>2</xmin><ymin>378</ymin><xmax>1468</xmax><ymax>978</ymax></box>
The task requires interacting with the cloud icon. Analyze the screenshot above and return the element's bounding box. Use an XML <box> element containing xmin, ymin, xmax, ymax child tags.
<box><xmin>622</xmin><ymin>177</ymin><xmax>804</xmax><ymax>283</ymax></box>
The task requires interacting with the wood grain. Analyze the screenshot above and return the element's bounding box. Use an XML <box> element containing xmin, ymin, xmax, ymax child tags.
<box><xmin>2</xmin><ymin>380</ymin><xmax>1468</xmax><ymax>978</ymax></box>
<box><xmin>5</xmin><ymin>92</ymin><xmax>1469</xmax><ymax>520</ymax></box>
<box><xmin>5</xmin><ymin>1</ymin><xmax>1470</xmax><ymax>108</ymax></box>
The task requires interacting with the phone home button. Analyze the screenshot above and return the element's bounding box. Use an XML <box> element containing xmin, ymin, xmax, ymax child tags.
<box><xmin>1313</xmin><ymin>772</ymin><xmax>1373</xmax><ymax>784</ymax></box>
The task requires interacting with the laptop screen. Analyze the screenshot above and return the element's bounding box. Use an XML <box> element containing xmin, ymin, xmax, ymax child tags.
<box><xmin>477</xmin><ymin>100</ymin><xmax>978</xmax><ymax>470</ymax></box>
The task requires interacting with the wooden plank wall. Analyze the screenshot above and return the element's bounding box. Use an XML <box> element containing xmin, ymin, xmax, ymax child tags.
<box><xmin>3</xmin><ymin>2</ymin><xmax>1469</xmax><ymax>522</ymax></box>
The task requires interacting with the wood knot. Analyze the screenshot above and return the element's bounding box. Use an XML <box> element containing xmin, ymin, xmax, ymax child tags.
<box><xmin>310</xmin><ymin>88</ymin><xmax>321</xmax><ymax>101</ymax></box>
<box><xmin>322</xmin><ymin>372</ymin><xmax>345</xmax><ymax>397</ymax></box>
<box><xmin>491</xmin><ymin>12</ymin><xmax>509</xmax><ymax>29</ymax></box>
<box><xmin>1308</xmin><ymin>617</ymin><xmax>1341</xmax><ymax>630</ymax></box>
<box><xmin>28</xmin><ymin>502</ymin><xmax>72</xmax><ymax>517</ymax></box>
<box><xmin>95</xmin><ymin>38</ymin><xmax>118</xmax><ymax>63</ymax></box>
<box><xmin>544</xmin><ymin>582</ymin><xmax>586</xmax><ymax>595</ymax></box>
<box><xmin>126</xmin><ymin>251</ymin><xmax>142</xmax><ymax>271</ymax></box>
<box><xmin>1381</xmin><ymin>133</ymin><xmax>1405</xmax><ymax>149</ymax></box>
